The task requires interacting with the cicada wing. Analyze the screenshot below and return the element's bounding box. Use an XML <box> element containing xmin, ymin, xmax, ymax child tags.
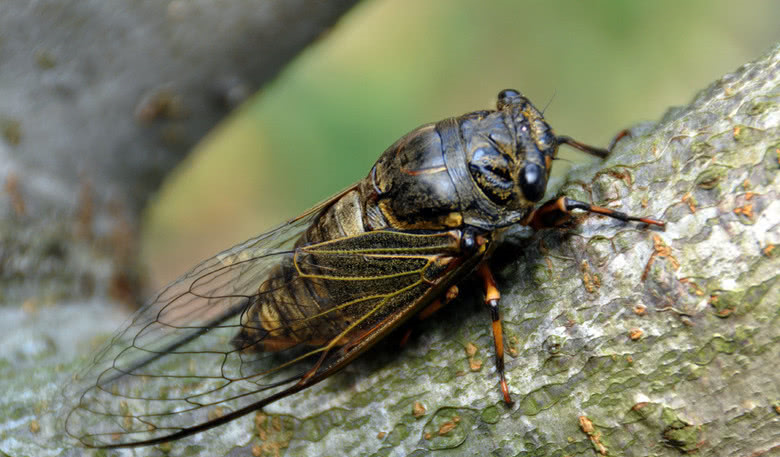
<box><xmin>61</xmin><ymin>204</ymin><xmax>323</xmax><ymax>448</ymax></box>
<box><xmin>63</xmin><ymin>191</ymin><xmax>466</xmax><ymax>448</ymax></box>
<box><xmin>61</xmin><ymin>188</ymin><xmax>350</xmax><ymax>448</ymax></box>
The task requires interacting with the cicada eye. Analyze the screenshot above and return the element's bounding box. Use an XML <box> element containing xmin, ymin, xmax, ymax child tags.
<box><xmin>469</xmin><ymin>147</ymin><xmax>514</xmax><ymax>205</ymax></box>
<box><xmin>497</xmin><ymin>89</ymin><xmax>523</xmax><ymax>109</ymax></box>
<box><xmin>519</xmin><ymin>163</ymin><xmax>546</xmax><ymax>202</ymax></box>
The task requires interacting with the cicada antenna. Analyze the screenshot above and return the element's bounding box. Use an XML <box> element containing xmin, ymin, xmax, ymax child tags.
<box><xmin>541</xmin><ymin>89</ymin><xmax>557</xmax><ymax>114</ymax></box>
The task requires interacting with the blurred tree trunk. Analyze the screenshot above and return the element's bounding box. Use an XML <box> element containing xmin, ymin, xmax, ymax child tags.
<box><xmin>0</xmin><ymin>9</ymin><xmax>777</xmax><ymax>456</ymax></box>
<box><xmin>0</xmin><ymin>0</ymin><xmax>360</xmax><ymax>307</ymax></box>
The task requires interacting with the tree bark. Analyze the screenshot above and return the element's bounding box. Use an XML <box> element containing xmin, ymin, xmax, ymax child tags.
<box><xmin>0</xmin><ymin>0</ymin><xmax>359</xmax><ymax>306</ymax></box>
<box><xmin>1</xmin><ymin>41</ymin><xmax>778</xmax><ymax>457</ymax></box>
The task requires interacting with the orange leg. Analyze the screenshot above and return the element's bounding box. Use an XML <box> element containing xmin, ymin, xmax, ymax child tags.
<box><xmin>476</xmin><ymin>263</ymin><xmax>512</xmax><ymax>405</ymax></box>
<box><xmin>417</xmin><ymin>299</ymin><xmax>445</xmax><ymax>322</ymax></box>
<box><xmin>398</xmin><ymin>327</ymin><xmax>414</xmax><ymax>348</ymax></box>
<box><xmin>607</xmin><ymin>128</ymin><xmax>632</xmax><ymax>151</ymax></box>
<box><xmin>556</xmin><ymin>128</ymin><xmax>630</xmax><ymax>159</ymax></box>
<box><xmin>527</xmin><ymin>196</ymin><xmax>665</xmax><ymax>231</ymax></box>
<box><xmin>400</xmin><ymin>285</ymin><xmax>460</xmax><ymax>347</ymax></box>
<box><xmin>418</xmin><ymin>285</ymin><xmax>459</xmax><ymax>320</ymax></box>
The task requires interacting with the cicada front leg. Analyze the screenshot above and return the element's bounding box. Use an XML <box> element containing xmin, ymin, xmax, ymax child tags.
<box><xmin>527</xmin><ymin>196</ymin><xmax>665</xmax><ymax>230</ymax></box>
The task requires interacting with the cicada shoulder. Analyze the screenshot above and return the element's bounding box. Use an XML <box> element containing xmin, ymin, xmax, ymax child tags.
<box><xmin>62</xmin><ymin>89</ymin><xmax>663</xmax><ymax>448</ymax></box>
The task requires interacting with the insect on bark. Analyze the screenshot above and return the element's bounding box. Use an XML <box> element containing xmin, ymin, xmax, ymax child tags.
<box><xmin>62</xmin><ymin>89</ymin><xmax>664</xmax><ymax>448</ymax></box>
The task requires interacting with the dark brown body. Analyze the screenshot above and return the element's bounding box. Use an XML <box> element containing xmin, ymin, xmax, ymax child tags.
<box><xmin>235</xmin><ymin>96</ymin><xmax>554</xmax><ymax>353</ymax></box>
<box><xmin>65</xmin><ymin>90</ymin><xmax>663</xmax><ymax>449</ymax></box>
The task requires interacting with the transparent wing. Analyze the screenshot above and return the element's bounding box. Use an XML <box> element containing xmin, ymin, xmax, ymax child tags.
<box><xmin>62</xmin><ymin>187</ymin><xmax>466</xmax><ymax>448</ymax></box>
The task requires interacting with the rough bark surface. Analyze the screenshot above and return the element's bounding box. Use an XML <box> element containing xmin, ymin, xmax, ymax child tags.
<box><xmin>0</xmin><ymin>0</ymin><xmax>359</xmax><ymax>306</ymax></box>
<box><xmin>1</xmin><ymin>44</ymin><xmax>778</xmax><ymax>457</ymax></box>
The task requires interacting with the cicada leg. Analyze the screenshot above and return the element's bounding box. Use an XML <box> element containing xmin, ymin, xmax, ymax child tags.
<box><xmin>607</xmin><ymin>128</ymin><xmax>632</xmax><ymax>152</ymax></box>
<box><xmin>476</xmin><ymin>263</ymin><xmax>512</xmax><ymax>405</ymax></box>
<box><xmin>418</xmin><ymin>285</ymin><xmax>459</xmax><ymax>320</ymax></box>
<box><xmin>527</xmin><ymin>196</ymin><xmax>665</xmax><ymax>230</ymax></box>
<box><xmin>556</xmin><ymin>128</ymin><xmax>631</xmax><ymax>159</ymax></box>
<box><xmin>399</xmin><ymin>285</ymin><xmax>460</xmax><ymax>347</ymax></box>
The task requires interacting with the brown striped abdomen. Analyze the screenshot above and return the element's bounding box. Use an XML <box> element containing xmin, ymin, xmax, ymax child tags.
<box><xmin>234</xmin><ymin>189</ymin><xmax>373</xmax><ymax>351</ymax></box>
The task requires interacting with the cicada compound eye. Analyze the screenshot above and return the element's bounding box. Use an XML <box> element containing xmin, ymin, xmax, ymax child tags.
<box><xmin>519</xmin><ymin>163</ymin><xmax>546</xmax><ymax>202</ymax></box>
<box><xmin>468</xmin><ymin>147</ymin><xmax>515</xmax><ymax>206</ymax></box>
<box><xmin>497</xmin><ymin>89</ymin><xmax>523</xmax><ymax>109</ymax></box>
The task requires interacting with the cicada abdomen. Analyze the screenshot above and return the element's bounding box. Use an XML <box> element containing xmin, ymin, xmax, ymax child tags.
<box><xmin>232</xmin><ymin>217</ymin><xmax>466</xmax><ymax>356</ymax></box>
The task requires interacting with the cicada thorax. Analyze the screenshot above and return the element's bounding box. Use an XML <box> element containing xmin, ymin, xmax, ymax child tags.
<box><xmin>363</xmin><ymin>123</ymin><xmax>466</xmax><ymax>231</ymax></box>
<box><xmin>367</xmin><ymin>96</ymin><xmax>557</xmax><ymax>233</ymax></box>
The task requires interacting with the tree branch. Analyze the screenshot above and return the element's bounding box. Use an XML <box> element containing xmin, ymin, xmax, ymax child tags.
<box><xmin>0</xmin><ymin>0</ymin><xmax>360</xmax><ymax>305</ymax></box>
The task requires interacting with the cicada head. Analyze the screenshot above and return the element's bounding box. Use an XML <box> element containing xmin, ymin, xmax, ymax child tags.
<box><xmin>497</xmin><ymin>89</ymin><xmax>558</xmax><ymax>203</ymax></box>
<box><xmin>463</xmin><ymin>89</ymin><xmax>558</xmax><ymax>215</ymax></box>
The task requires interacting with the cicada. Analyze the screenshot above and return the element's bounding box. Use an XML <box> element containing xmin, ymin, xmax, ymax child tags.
<box><xmin>63</xmin><ymin>89</ymin><xmax>663</xmax><ymax>448</ymax></box>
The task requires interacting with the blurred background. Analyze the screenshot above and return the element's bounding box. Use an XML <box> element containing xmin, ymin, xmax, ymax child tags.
<box><xmin>140</xmin><ymin>0</ymin><xmax>780</xmax><ymax>289</ymax></box>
